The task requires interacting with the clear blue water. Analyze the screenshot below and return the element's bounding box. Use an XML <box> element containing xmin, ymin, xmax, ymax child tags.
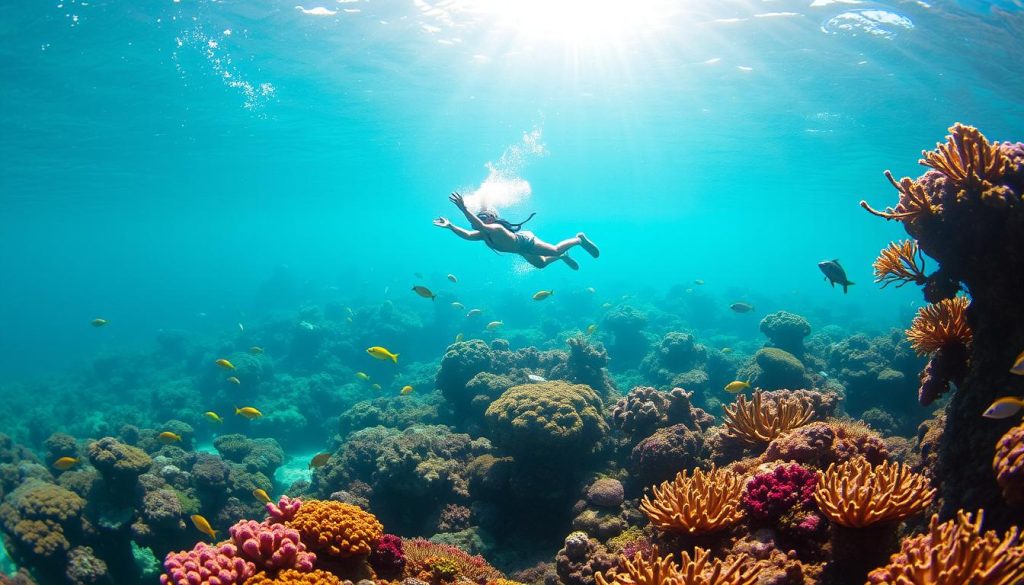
<box><xmin>1</xmin><ymin>2</ymin><xmax>1022</xmax><ymax>385</ymax></box>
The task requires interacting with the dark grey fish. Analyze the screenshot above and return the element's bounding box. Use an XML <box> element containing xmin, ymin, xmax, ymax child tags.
<box><xmin>818</xmin><ymin>259</ymin><xmax>854</xmax><ymax>293</ymax></box>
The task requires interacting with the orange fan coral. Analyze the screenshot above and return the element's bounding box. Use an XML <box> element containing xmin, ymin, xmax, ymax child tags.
<box><xmin>860</xmin><ymin>171</ymin><xmax>939</xmax><ymax>223</ymax></box>
<box><xmin>722</xmin><ymin>391</ymin><xmax>815</xmax><ymax>445</ymax></box>
<box><xmin>867</xmin><ymin>510</ymin><xmax>1024</xmax><ymax>585</ymax></box>
<box><xmin>244</xmin><ymin>569</ymin><xmax>344</xmax><ymax>585</ymax></box>
<box><xmin>873</xmin><ymin>240</ymin><xmax>928</xmax><ymax>289</ymax></box>
<box><xmin>814</xmin><ymin>458</ymin><xmax>935</xmax><ymax>528</ymax></box>
<box><xmin>639</xmin><ymin>466</ymin><xmax>744</xmax><ymax>535</ymax></box>
<box><xmin>285</xmin><ymin>500</ymin><xmax>383</xmax><ymax>559</ymax></box>
<box><xmin>919</xmin><ymin>123</ymin><xmax>1010</xmax><ymax>201</ymax></box>
<box><xmin>905</xmin><ymin>296</ymin><xmax>972</xmax><ymax>356</ymax></box>
<box><xmin>596</xmin><ymin>548</ymin><xmax>759</xmax><ymax>585</ymax></box>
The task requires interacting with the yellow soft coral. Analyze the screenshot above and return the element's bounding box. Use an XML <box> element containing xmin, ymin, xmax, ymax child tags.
<box><xmin>814</xmin><ymin>458</ymin><xmax>934</xmax><ymax>528</ymax></box>
<box><xmin>639</xmin><ymin>466</ymin><xmax>744</xmax><ymax>535</ymax></box>
<box><xmin>906</xmin><ymin>296</ymin><xmax>972</xmax><ymax>356</ymax></box>
<box><xmin>285</xmin><ymin>500</ymin><xmax>383</xmax><ymax>558</ymax></box>
<box><xmin>244</xmin><ymin>569</ymin><xmax>344</xmax><ymax>585</ymax></box>
<box><xmin>596</xmin><ymin>548</ymin><xmax>759</xmax><ymax>585</ymax></box>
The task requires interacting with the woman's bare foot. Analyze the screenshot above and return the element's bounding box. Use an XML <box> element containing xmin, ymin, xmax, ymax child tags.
<box><xmin>577</xmin><ymin>233</ymin><xmax>600</xmax><ymax>258</ymax></box>
<box><xmin>561</xmin><ymin>254</ymin><xmax>580</xmax><ymax>270</ymax></box>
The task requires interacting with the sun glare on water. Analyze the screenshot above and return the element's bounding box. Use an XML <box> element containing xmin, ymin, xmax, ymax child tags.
<box><xmin>472</xmin><ymin>0</ymin><xmax>675</xmax><ymax>45</ymax></box>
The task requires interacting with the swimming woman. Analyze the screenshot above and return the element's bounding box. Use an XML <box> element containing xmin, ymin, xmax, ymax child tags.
<box><xmin>434</xmin><ymin>192</ymin><xmax>599</xmax><ymax>270</ymax></box>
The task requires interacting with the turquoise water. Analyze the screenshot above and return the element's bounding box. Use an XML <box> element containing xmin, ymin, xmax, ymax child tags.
<box><xmin>2</xmin><ymin>0</ymin><xmax>1024</xmax><ymax>582</ymax></box>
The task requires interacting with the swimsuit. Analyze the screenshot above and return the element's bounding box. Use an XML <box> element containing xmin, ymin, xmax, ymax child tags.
<box><xmin>514</xmin><ymin>231</ymin><xmax>537</xmax><ymax>254</ymax></box>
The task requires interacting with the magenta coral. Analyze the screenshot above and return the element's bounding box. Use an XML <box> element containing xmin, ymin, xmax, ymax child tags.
<box><xmin>742</xmin><ymin>463</ymin><xmax>818</xmax><ymax>522</ymax></box>
<box><xmin>160</xmin><ymin>542</ymin><xmax>256</xmax><ymax>585</ymax></box>
<box><xmin>228</xmin><ymin>519</ymin><xmax>315</xmax><ymax>572</ymax></box>
<box><xmin>265</xmin><ymin>496</ymin><xmax>302</xmax><ymax>524</ymax></box>
<box><xmin>368</xmin><ymin>534</ymin><xmax>405</xmax><ymax>578</ymax></box>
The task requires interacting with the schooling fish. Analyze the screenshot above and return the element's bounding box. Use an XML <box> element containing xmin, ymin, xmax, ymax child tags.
<box><xmin>486</xmin><ymin>320</ymin><xmax>503</xmax><ymax>330</ymax></box>
<box><xmin>412</xmin><ymin>286</ymin><xmax>436</xmax><ymax>300</ymax></box>
<box><xmin>215</xmin><ymin>358</ymin><xmax>236</xmax><ymax>370</ymax></box>
<box><xmin>451</xmin><ymin>302</ymin><xmax>465</xmax><ymax>310</ymax></box>
<box><xmin>818</xmin><ymin>259</ymin><xmax>855</xmax><ymax>294</ymax></box>
<box><xmin>721</xmin><ymin>348</ymin><xmax>734</xmax><ymax>354</ymax></box>
<box><xmin>355</xmin><ymin>372</ymin><xmax>370</xmax><ymax>381</ymax></box>
<box><xmin>400</xmin><ymin>385</ymin><xmax>414</xmax><ymax>395</ymax></box>
<box><xmin>982</xmin><ymin>397</ymin><xmax>1024</xmax><ymax>419</ymax></box>
<box><xmin>235</xmin><ymin>406</ymin><xmax>263</xmax><ymax>419</ymax></box>
<box><xmin>309</xmin><ymin>453</ymin><xmax>332</xmax><ymax>468</ymax></box>
<box><xmin>367</xmin><ymin>346</ymin><xmax>399</xmax><ymax>363</ymax></box>
<box><xmin>694</xmin><ymin>279</ymin><xmax>705</xmax><ymax>285</ymax></box>
<box><xmin>249</xmin><ymin>346</ymin><xmax>264</xmax><ymax>354</ymax></box>
<box><xmin>371</xmin><ymin>383</ymin><xmax>382</xmax><ymax>390</ymax></box>
<box><xmin>585</xmin><ymin>287</ymin><xmax>596</xmax><ymax>294</ymax></box>
<box><xmin>91</xmin><ymin>318</ymin><xmax>108</xmax><ymax>327</ymax></box>
<box><xmin>1011</xmin><ymin>350</ymin><xmax>1024</xmax><ymax>375</ymax></box>
<box><xmin>226</xmin><ymin>376</ymin><xmax>241</xmax><ymax>385</ymax></box>
<box><xmin>52</xmin><ymin>457</ymin><xmax>79</xmax><ymax>471</ymax></box>
<box><xmin>158</xmin><ymin>431</ymin><xmax>181</xmax><ymax>444</ymax></box>
<box><xmin>532</xmin><ymin>290</ymin><xmax>554</xmax><ymax>301</ymax></box>
<box><xmin>203</xmin><ymin>411</ymin><xmax>223</xmax><ymax>424</ymax></box>
<box><xmin>466</xmin><ymin>309</ymin><xmax>482</xmax><ymax>318</ymax></box>
<box><xmin>447</xmin><ymin>274</ymin><xmax>458</xmax><ymax>283</ymax></box>
<box><xmin>527</xmin><ymin>374</ymin><xmax>547</xmax><ymax>383</ymax></box>
<box><xmin>724</xmin><ymin>380</ymin><xmax>751</xmax><ymax>393</ymax></box>
<box><xmin>586</xmin><ymin>324</ymin><xmax>597</xmax><ymax>336</ymax></box>
<box><xmin>190</xmin><ymin>514</ymin><xmax>217</xmax><ymax>540</ymax></box>
<box><xmin>730</xmin><ymin>302</ymin><xmax>755</xmax><ymax>313</ymax></box>
<box><xmin>252</xmin><ymin>488</ymin><xmax>272</xmax><ymax>504</ymax></box>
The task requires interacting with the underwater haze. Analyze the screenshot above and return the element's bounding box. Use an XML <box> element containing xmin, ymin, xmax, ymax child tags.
<box><xmin>3</xmin><ymin>0</ymin><xmax>1024</xmax><ymax>584</ymax></box>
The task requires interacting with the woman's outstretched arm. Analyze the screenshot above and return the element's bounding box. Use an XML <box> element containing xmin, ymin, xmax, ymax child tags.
<box><xmin>449</xmin><ymin>192</ymin><xmax>488</xmax><ymax>230</ymax></box>
<box><xmin>434</xmin><ymin>216</ymin><xmax>484</xmax><ymax>240</ymax></box>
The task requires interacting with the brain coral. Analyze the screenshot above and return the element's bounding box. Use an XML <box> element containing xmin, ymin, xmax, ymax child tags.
<box><xmin>484</xmin><ymin>381</ymin><xmax>608</xmax><ymax>459</ymax></box>
<box><xmin>0</xmin><ymin>479</ymin><xmax>84</xmax><ymax>558</ymax></box>
<box><xmin>285</xmin><ymin>500</ymin><xmax>382</xmax><ymax>559</ymax></box>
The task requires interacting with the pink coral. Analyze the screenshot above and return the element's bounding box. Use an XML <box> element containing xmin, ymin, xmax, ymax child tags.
<box><xmin>160</xmin><ymin>542</ymin><xmax>256</xmax><ymax>585</ymax></box>
<box><xmin>368</xmin><ymin>534</ymin><xmax>405</xmax><ymax>578</ymax></box>
<box><xmin>742</xmin><ymin>463</ymin><xmax>817</xmax><ymax>522</ymax></box>
<box><xmin>994</xmin><ymin>421</ymin><xmax>1024</xmax><ymax>506</ymax></box>
<box><xmin>228</xmin><ymin>519</ymin><xmax>315</xmax><ymax>572</ymax></box>
<box><xmin>265</xmin><ymin>496</ymin><xmax>302</xmax><ymax>524</ymax></box>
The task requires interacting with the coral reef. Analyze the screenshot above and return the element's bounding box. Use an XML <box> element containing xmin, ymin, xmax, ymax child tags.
<box><xmin>993</xmin><ymin>420</ymin><xmax>1024</xmax><ymax>506</ymax></box>
<box><xmin>741</xmin><ymin>463</ymin><xmax>817</xmax><ymax>523</ymax></box>
<box><xmin>639</xmin><ymin>466</ymin><xmax>744</xmax><ymax>535</ymax></box>
<box><xmin>814</xmin><ymin>458</ymin><xmax>934</xmax><ymax>528</ymax></box>
<box><xmin>610</xmin><ymin>387</ymin><xmax>713</xmax><ymax>441</ymax></box>
<box><xmin>485</xmin><ymin>382</ymin><xmax>607</xmax><ymax>461</ymax></box>
<box><xmin>738</xmin><ymin>349</ymin><xmax>812</xmax><ymax>391</ymax></box>
<box><xmin>595</xmin><ymin>548</ymin><xmax>759</xmax><ymax>585</ymax></box>
<box><xmin>764</xmin><ymin>421</ymin><xmax>889</xmax><ymax>469</ymax></box>
<box><xmin>758</xmin><ymin>312</ymin><xmax>811</xmax><ymax>357</ymax></box>
<box><xmin>722</xmin><ymin>391</ymin><xmax>815</xmax><ymax>445</ymax></box>
<box><xmin>554</xmin><ymin>532</ymin><xmax>617</xmax><ymax>585</ymax></box>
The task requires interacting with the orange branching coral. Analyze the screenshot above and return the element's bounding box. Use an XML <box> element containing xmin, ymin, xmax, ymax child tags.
<box><xmin>866</xmin><ymin>510</ymin><xmax>1024</xmax><ymax>585</ymax></box>
<box><xmin>244</xmin><ymin>569</ymin><xmax>344</xmax><ymax>585</ymax></box>
<box><xmin>722</xmin><ymin>391</ymin><xmax>815</xmax><ymax>445</ymax></box>
<box><xmin>919</xmin><ymin>123</ymin><xmax>1011</xmax><ymax>205</ymax></box>
<box><xmin>640</xmin><ymin>466</ymin><xmax>744</xmax><ymax>535</ymax></box>
<box><xmin>873</xmin><ymin>240</ymin><xmax>928</xmax><ymax>289</ymax></box>
<box><xmin>402</xmin><ymin>538</ymin><xmax>504</xmax><ymax>584</ymax></box>
<box><xmin>905</xmin><ymin>296</ymin><xmax>972</xmax><ymax>356</ymax></box>
<box><xmin>285</xmin><ymin>500</ymin><xmax>383</xmax><ymax>559</ymax></box>
<box><xmin>814</xmin><ymin>458</ymin><xmax>935</xmax><ymax>529</ymax></box>
<box><xmin>860</xmin><ymin>171</ymin><xmax>939</xmax><ymax>223</ymax></box>
<box><xmin>597</xmin><ymin>548</ymin><xmax>759</xmax><ymax>585</ymax></box>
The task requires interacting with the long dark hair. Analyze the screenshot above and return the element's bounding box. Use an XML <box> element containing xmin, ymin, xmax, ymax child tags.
<box><xmin>476</xmin><ymin>210</ymin><xmax>536</xmax><ymax>252</ymax></box>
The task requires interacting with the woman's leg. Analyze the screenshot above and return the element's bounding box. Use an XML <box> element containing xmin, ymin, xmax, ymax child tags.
<box><xmin>523</xmin><ymin>254</ymin><xmax>577</xmax><ymax>270</ymax></box>
<box><xmin>530</xmin><ymin>236</ymin><xmax>580</xmax><ymax>256</ymax></box>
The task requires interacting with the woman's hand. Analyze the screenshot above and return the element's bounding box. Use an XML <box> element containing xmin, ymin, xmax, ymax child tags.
<box><xmin>433</xmin><ymin>217</ymin><xmax>451</xmax><ymax>228</ymax></box>
<box><xmin>449</xmin><ymin>192</ymin><xmax>467</xmax><ymax>210</ymax></box>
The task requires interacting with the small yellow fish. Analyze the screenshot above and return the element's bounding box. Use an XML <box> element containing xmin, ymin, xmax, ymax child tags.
<box><xmin>249</xmin><ymin>346</ymin><xmax>264</xmax><ymax>354</ymax></box>
<box><xmin>235</xmin><ymin>406</ymin><xmax>263</xmax><ymax>419</ymax></box>
<box><xmin>203</xmin><ymin>411</ymin><xmax>223</xmax><ymax>424</ymax></box>
<box><xmin>53</xmin><ymin>457</ymin><xmax>78</xmax><ymax>471</ymax></box>
<box><xmin>215</xmin><ymin>358</ymin><xmax>235</xmax><ymax>370</ymax></box>
<box><xmin>158</xmin><ymin>432</ymin><xmax>182</xmax><ymax>444</ymax></box>
<box><xmin>466</xmin><ymin>309</ymin><xmax>482</xmax><ymax>318</ymax></box>
<box><xmin>1011</xmin><ymin>350</ymin><xmax>1024</xmax><ymax>375</ymax></box>
<box><xmin>585</xmin><ymin>287</ymin><xmax>596</xmax><ymax>294</ymax></box>
<box><xmin>91</xmin><ymin>318</ymin><xmax>108</xmax><ymax>327</ymax></box>
<box><xmin>309</xmin><ymin>453</ymin><xmax>332</xmax><ymax>468</ymax></box>
<box><xmin>447</xmin><ymin>274</ymin><xmax>457</xmax><ymax>283</ymax></box>
<box><xmin>983</xmin><ymin>397</ymin><xmax>1024</xmax><ymax>419</ymax></box>
<box><xmin>532</xmin><ymin>290</ymin><xmax>553</xmax><ymax>301</ymax></box>
<box><xmin>371</xmin><ymin>383</ymin><xmax>382</xmax><ymax>390</ymax></box>
<box><xmin>401</xmin><ymin>385</ymin><xmax>414</xmax><ymax>395</ymax></box>
<box><xmin>367</xmin><ymin>346</ymin><xmax>399</xmax><ymax>363</ymax></box>
<box><xmin>486</xmin><ymin>320</ymin><xmax>503</xmax><ymax>330</ymax></box>
<box><xmin>694</xmin><ymin>279</ymin><xmax>705</xmax><ymax>285</ymax></box>
<box><xmin>455</xmin><ymin>333</ymin><xmax>464</xmax><ymax>343</ymax></box>
<box><xmin>412</xmin><ymin>286</ymin><xmax>436</xmax><ymax>300</ymax></box>
<box><xmin>721</xmin><ymin>348</ymin><xmax>733</xmax><ymax>354</ymax></box>
<box><xmin>355</xmin><ymin>372</ymin><xmax>371</xmax><ymax>381</ymax></box>
<box><xmin>227</xmin><ymin>376</ymin><xmax>241</xmax><ymax>385</ymax></box>
<box><xmin>252</xmin><ymin>488</ymin><xmax>272</xmax><ymax>504</ymax></box>
<box><xmin>451</xmin><ymin>302</ymin><xmax>465</xmax><ymax>310</ymax></box>
<box><xmin>586</xmin><ymin>324</ymin><xmax>597</xmax><ymax>336</ymax></box>
<box><xmin>190</xmin><ymin>514</ymin><xmax>217</xmax><ymax>540</ymax></box>
<box><xmin>724</xmin><ymin>380</ymin><xmax>751</xmax><ymax>393</ymax></box>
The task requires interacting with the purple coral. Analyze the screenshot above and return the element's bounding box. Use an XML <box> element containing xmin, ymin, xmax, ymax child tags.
<box><xmin>228</xmin><ymin>519</ymin><xmax>315</xmax><ymax>572</ymax></box>
<box><xmin>368</xmin><ymin>534</ymin><xmax>405</xmax><ymax>578</ymax></box>
<box><xmin>265</xmin><ymin>495</ymin><xmax>301</xmax><ymax>523</ymax></box>
<box><xmin>160</xmin><ymin>542</ymin><xmax>256</xmax><ymax>585</ymax></box>
<box><xmin>742</xmin><ymin>463</ymin><xmax>817</xmax><ymax>522</ymax></box>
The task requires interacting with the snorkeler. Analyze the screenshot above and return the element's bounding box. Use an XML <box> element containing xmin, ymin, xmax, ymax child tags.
<box><xmin>433</xmin><ymin>192</ymin><xmax>599</xmax><ymax>270</ymax></box>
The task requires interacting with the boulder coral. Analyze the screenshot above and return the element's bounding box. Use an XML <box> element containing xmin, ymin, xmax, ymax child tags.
<box><xmin>738</xmin><ymin>349</ymin><xmax>812</xmax><ymax>391</ymax></box>
<box><xmin>285</xmin><ymin>500</ymin><xmax>383</xmax><ymax>559</ymax></box>
<box><xmin>759</xmin><ymin>311</ymin><xmax>811</xmax><ymax>357</ymax></box>
<box><xmin>611</xmin><ymin>387</ymin><xmax>713</xmax><ymax>440</ymax></box>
